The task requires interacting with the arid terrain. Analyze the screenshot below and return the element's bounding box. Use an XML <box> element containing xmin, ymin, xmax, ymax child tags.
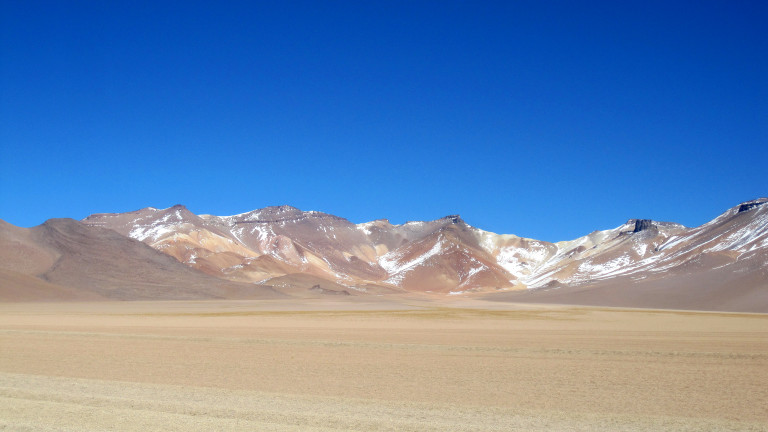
<box><xmin>1</xmin><ymin>298</ymin><xmax>766</xmax><ymax>431</ymax></box>
<box><xmin>4</xmin><ymin>199</ymin><xmax>766</xmax><ymax>312</ymax></box>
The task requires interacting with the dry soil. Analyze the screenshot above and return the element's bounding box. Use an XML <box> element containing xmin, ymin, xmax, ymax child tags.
<box><xmin>0</xmin><ymin>298</ymin><xmax>766</xmax><ymax>431</ymax></box>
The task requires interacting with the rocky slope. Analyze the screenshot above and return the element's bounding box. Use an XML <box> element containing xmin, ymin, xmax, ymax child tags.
<box><xmin>522</xmin><ymin>199</ymin><xmax>768</xmax><ymax>289</ymax></box>
<box><xmin>1</xmin><ymin>198</ymin><xmax>765</xmax><ymax>310</ymax></box>
<box><xmin>485</xmin><ymin>199</ymin><xmax>768</xmax><ymax>312</ymax></box>
<box><xmin>0</xmin><ymin>218</ymin><xmax>282</xmax><ymax>301</ymax></box>
<box><xmin>83</xmin><ymin>207</ymin><xmax>551</xmax><ymax>294</ymax></box>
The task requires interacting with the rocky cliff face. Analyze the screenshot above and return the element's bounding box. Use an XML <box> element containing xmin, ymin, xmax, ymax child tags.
<box><xmin>631</xmin><ymin>219</ymin><xmax>654</xmax><ymax>233</ymax></box>
<box><xmin>738</xmin><ymin>201</ymin><xmax>766</xmax><ymax>213</ymax></box>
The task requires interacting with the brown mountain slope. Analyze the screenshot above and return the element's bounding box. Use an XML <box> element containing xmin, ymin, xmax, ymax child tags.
<box><xmin>84</xmin><ymin>205</ymin><xmax>389</xmax><ymax>285</ymax></box>
<box><xmin>203</xmin><ymin>205</ymin><xmax>387</xmax><ymax>282</ymax></box>
<box><xmin>67</xmin><ymin>198</ymin><xmax>768</xmax><ymax>311</ymax></box>
<box><xmin>483</xmin><ymin>260</ymin><xmax>768</xmax><ymax>313</ymax></box>
<box><xmin>0</xmin><ymin>268</ymin><xmax>105</xmax><ymax>302</ymax></box>
<box><xmin>378</xmin><ymin>219</ymin><xmax>519</xmax><ymax>293</ymax></box>
<box><xmin>83</xmin><ymin>204</ymin><xmax>259</xmax><ymax>279</ymax></box>
<box><xmin>0</xmin><ymin>218</ymin><xmax>283</xmax><ymax>301</ymax></box>
<box><xmin>84</xmin><ymin>207</ymin><xmax>538</xmax><ymax>294</ymax></box>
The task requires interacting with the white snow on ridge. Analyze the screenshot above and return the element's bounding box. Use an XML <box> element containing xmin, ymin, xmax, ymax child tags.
<box><xmin>90</xmin><ymin>198</ymin><xmax>768</xmax><ymax>292</ymax></box>
<box><xmin>658</xmin><ymin>235</ymin><xmax>686</xmax><ymax>251</ymax></box>
<box><xmin>380</xmin><ymin>238</ymin><xmax>447</xmax><ymax>284</ymax></box>
<box><xmin>125</xmin><ymin>209</ymin><xmax>195</xmax><ymax>243</ymax></box>
<box><xmin>185</xmin><ymin>251</ymin><xmax>198</xmax><ymax>264</ymax></box>
<box><xmin>576</xmin><ymin>254</ymin><xmax>633</xmax><ymax>279</ymax></box>
<box><xmin>129</xmin><ymin>223</ymin><xmax>176</xmax><ymax>242</ymax></box>
<box><xmin>705</xmin><ymin>212</ymin><xmax>768</xmax><ymax>253</ymax></box>
<box><xmin>250</xmin><ymin>223</ymin><xmax>275</xmax><ymax>242</ymax></box>
<box><xmin>465</xmin><ymin>264</ymin><xmax>485</xmax><ymax>279</ymax></box>
<box><xmin>472</xmin><ymin>228</ymin><xmax>554</xmax><ymax>279</ymax></box>
<box><xmin>356</xmin><ymin>221</ymin><xmax>378</xmax><ymax>236</ymax></box>
<box><xmin>495</xmin><ymin>247</ymin><xmax>546</xmax><ymax>277</ymax></box>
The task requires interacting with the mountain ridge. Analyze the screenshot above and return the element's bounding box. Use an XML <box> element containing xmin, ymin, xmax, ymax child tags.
<box><xmin>1</xmin><ymin>198</ymin><xmax>766</xmax><ymax>311</ymax></box>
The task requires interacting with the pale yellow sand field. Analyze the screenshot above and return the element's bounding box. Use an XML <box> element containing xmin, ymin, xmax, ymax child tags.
<box><xmin>0</xmin><ymin>299</ymin><xmax>766</xmax><ymax>431</ymax></box>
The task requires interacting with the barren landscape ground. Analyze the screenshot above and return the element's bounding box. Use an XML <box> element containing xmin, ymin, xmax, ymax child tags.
<box><xmin>0</xmin><ymin>297</ymin><xmax>766</xmax><ymax>431</ymax></box>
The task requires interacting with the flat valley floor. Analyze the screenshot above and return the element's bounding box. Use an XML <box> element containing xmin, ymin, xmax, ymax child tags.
<box><xmin>0</xmin><ymin>298</ymin><xmax>766</xmax><ymax>431</ymax></box>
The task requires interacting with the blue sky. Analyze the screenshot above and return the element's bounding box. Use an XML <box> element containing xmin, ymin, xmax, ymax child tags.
<box><xmin>1</xmin><ymin>1</ymin><xmax>766</xmax><ymax>242</ymax></box>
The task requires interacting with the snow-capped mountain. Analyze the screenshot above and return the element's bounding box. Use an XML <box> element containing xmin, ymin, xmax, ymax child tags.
<box><xmin>488</xmin><ymin>199</ymin><xmax>768</xmax><ymax>312</ymax></box>
<box><xmin>518</xmin><ymin>199</ymin><xmax>768</xmax><ymax>289</ymax></box>
<box><xmin>1</xmin><ymin>198</ymin><xmax>766</xmax><ymax>309</ymax></box>
<box><xmin>84</xmin><ymin>204</ymin><xmax>387</xmax><ymax>287</ymax></box>
<box><xmin>77</xmin><ymin>198</ymin><xmax>768</xmax><ymax>307</ymax></box>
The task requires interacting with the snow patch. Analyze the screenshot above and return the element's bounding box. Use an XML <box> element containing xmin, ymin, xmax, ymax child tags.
<box><xmin>380</xmin><ymin>238</ymin><xmax>446</xmax><ymax>284</ymax></box>
<box><xmin>577</xmin><ymin>255</ymin><xmax>633</xmax><ymax>278</ymax></box>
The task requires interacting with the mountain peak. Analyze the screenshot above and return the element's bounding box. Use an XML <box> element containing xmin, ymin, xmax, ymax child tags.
<box><xmin>270</xmin><ymin>204</ymin><xmax>301</xmax><ymax>212</ymax></box>
<box><xmin>442</xmin><ymin>215</ymin><xmax>463</xmax><ymax>224</ymax></box>
<box><xmin>7</xmin><ymin>200</ymin><xmax>768</xmax><ymax>310</ymax></box>
<box><xmin>737</xmin><ymin>199</ymin><xmax>767</xmax><ymax>213</ymax></box>
<box><xmin>230</xmin><ymin>205</ymin><xmax>303</xmax><ymax>221</ymax></box>
<box><xmin>630</xmin><ymin>219</ymin><xmax>654</xmax><ymax>233</ymax></box>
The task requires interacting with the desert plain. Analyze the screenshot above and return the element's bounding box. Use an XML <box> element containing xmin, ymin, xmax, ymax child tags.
<box><xmin>0</xmin><ymin>297</ymin><xmax>766</xmax><ymax>431</ymax></box>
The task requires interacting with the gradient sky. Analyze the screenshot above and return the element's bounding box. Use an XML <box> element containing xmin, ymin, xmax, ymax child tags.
<box><xmin>1</xmin><ymin>1</ymin><xmax>766</xmax><ymax>242</ymax></box>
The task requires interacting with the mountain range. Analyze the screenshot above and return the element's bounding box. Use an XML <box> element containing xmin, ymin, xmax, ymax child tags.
<box><xmin>1</xmin><ymin>198</ymin><xmax>766</xmax><ymax>311</ymax></box>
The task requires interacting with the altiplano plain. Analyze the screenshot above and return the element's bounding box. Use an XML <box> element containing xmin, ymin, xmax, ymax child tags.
<box><xmin>1</xmin><ymin>298</ymin><xmax>766</xmax><ymax>431</ymax></box>
<box><xmin>3</xmin><ymin>1</ymin><xmax>766</xmax><ymax>430</ymax></box>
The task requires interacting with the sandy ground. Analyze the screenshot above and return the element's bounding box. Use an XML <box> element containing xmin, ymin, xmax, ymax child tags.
<box><xmin>0</xmin><ymin>298</ymin><xmax>767</xmax><ymax>431</ymax></box>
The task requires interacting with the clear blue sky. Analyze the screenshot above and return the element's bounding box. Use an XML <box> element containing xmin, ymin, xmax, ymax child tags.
<box><xmin>1</xmin><ymin>1</ymin><xmax>766</xmax><ymax>242</ymax></box>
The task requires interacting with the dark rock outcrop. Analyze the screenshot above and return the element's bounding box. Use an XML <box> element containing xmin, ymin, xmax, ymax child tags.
<box><xmin>738</xmin><ymin>202</ymin><xmax>766</xmax><ymax>213</ymax></box>
<box><xmin>632</xmin><ymin>219</ymin><xmax>654</xmax><ymax>233</ymax></box>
